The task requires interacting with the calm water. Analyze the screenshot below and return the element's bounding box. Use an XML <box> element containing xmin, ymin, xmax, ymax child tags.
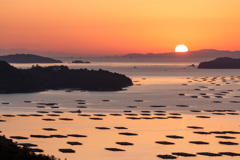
<box><xmin>1</xmin><ymin>60</ymin><xmax>240</xmax><ymax>160</ymax></box>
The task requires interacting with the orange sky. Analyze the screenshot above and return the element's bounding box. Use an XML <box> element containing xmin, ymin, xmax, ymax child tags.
<box><xmin>1</xmin><ymin>0</ymin><xmax>240</xmax><ymax>56</ymax></box>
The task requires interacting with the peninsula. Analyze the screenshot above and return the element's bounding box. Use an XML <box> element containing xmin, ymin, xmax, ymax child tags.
<box><xmin>198</xmin><ymin>57</ymin><xmax>240</xmax><ymax>69</ymax></box>
<box><xmin>0</xmin><ymin>54</ymin><xmax>62</xmax><ymax>63</ymax></box>
<box><xmin>0</xmin><ymin>61</ymin><xmax>133</xmax><ymax>93</ymax></box>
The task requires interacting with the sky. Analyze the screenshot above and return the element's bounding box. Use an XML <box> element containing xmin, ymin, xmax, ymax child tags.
<box><xmin>1</xmin><ymin>0</ymin><xmax>240</xmax><ymax>56</ymax></box>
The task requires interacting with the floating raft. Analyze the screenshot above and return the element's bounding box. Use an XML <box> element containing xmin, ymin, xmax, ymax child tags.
<box><xmin>197</xmin><ymin>152</ymin><xmax>222</xmax><ymax>157</ymax></box>
<box><xmin>10</xmin><ymin>136</ymin><xmax>28</xmax><ymax>140</ymax></box>
<box><xmin>105</xmin><ymin>148</ymin><xmax>125</xmax><ymax>151</ymax></box>
<box><xmin>43</xmin><ymin>128</ymin><xmax>57</xmax><ymax>131</ymax></box>
<box><xmin>219</xmin><ymin>141</ymin><xmax>239</xmax><ymax>145</ymax></box>
<box><xmin>50</xmin><ymin>134</ymin><xmax>67</xmax><ymax>138</ymax></box>
<box><xmin>59</xmin><ymin>149</ymin><xmax>75</xmax><ymax>153</ymax></box>
<box><xmin>187</xmin><ymin>126</ymin><xmax>204</xmax><ymax>129</ymax></box>
<box><xmin>119</xmin><ymin>132</ymin><xmax>138</xmax><ymax>136</ymax></box>
<box><xmin>30</xmin><ymin>135</ymin><xmax>52</xmax><ymax>138</ymax></box>
<box><xmin>95</xmin><ymin>127</ymin><xmax>110</xmax><ymax>130</ymax></box>
<box><xmin>150</xmin><ymin>105</ymin><xmax>166</xmax><ymax>108</ymax></box>
<box><xmin>166</xmin><ymin>135</ymin><xmax>184</xmax><ymax>139</ymax></box>
<box><xmin>219</xmin><ymin>152</ymin><xmax>240</xmax><ymax>156</ymax></box>
<box><xmin>114</xmin><ymin>127</ymin><xmax>128</xmax><ymax>129</ymax></box>
<box><xmin>116</xmin><ymin>142</ymin><xmax>133</xmax><ymax>146</ymax></box>
<box><xmin>67</xmin><ymin>134</ymin><xmax>87</xmax><ymax>138</ymax></box>
<box><xmin>189</xmin><ymin>141</ymin><xmax>209</xmax><ymax>145</ymax></box>
<box><xmin>155</xmin><ymin>141</ymin><xmax>175</xmax><ymax>145</ymax></box>
<box><xmin>89</xmin><ymin>117</ymin><xmax>103</xmax><ymax>120</ymax></box>
<box><xmin>67</xmin><ymin>141</ymin><xmax>82</xmax><ymax>145</ymax></box>
<box><xmin>157</xmin><ymin>154</ymin><xmax>177</xmax><ymax>159</ymax></box>
<box><xmin>172</xmin><ymin>152</ymin><xmax>196</xmax><ymax>157</ymax></box>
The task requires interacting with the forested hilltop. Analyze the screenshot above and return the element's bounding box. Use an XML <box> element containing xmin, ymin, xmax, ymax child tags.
<box><xmin>0</xmin><ymin>61</ymin><xmax>133</xmax><ymax>93</ymax></box>
<box><xmin>0</xmin><ymin>135</ymin><xmax>60</xmax><ymax>160</ymax></box>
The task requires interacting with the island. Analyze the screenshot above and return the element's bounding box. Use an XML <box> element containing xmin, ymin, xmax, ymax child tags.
<box><xmin>0</xmin><ymin>61</ymin><xmax>133</xmax><ymax>93</ymax></box>
<box><xmin>198</xmin><ymin>57</ymin><xmax>240</xmax><ymax>69</ymax></box>
<box><xmin>0</xmin><ymin>54</ymin><xmax>62</xmax><ymax>63</ymax></box>
<box><xmin>72</xmin><ymin>60</ymin><xmax>90</xmax><ymax>63</ymax></box>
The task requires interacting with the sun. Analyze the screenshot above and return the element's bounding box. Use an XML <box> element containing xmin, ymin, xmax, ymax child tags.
<box><xmin>175</xmin><ymin>44</ymin><xmax>188</xmax><ymax>52</ymax></box>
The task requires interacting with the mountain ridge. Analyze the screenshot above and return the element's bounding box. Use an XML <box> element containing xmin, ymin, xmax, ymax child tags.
<box><xmin>122</xmin><ymin>49</ymin><xmax>240</xmax><ymax>59</ymax></box>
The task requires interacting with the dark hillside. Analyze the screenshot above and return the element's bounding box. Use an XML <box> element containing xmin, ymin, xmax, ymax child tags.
<box><xmin>0</xmin><ymin>61</ymin><xmax>133</xmax><ymax>93</ymax></box>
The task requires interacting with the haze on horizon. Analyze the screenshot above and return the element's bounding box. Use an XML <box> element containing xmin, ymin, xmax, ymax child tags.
<box><xmin>1</xmin><ymin>0</ymin><xmax>240</xmax><ymax>56</ymax></box>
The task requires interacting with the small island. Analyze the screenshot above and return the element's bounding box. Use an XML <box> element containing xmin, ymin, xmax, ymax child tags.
<box><xmin>0</xmin><ymin>61</ymin><xmax>133</xmax><ymax>93</ymax></box>
<box><xmin>0</xmin><ymin>54</ymin><xmax>62</xmax><ymax>63</ymax></box>
<box><xmin>198</xmin><ymin>57</ymin><xmax>240</xmax><ymax>69</ymax></box>
<box><xmin>72</xmin><ymin>60</ymin><xmax>90</xmax><ymax>63</ymax></box>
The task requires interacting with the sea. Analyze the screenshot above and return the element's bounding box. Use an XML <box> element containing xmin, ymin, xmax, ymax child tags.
<box><xmin>0</xmin><ymin>57</ymin><xmax>240</xmax><ymax>160</ymax></box>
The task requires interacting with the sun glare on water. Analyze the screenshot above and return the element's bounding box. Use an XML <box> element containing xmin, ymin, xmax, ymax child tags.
<box><xmin>175</xmin><ymin>45</ymin><xmax>188</xmax><ymax>52</ymax></box>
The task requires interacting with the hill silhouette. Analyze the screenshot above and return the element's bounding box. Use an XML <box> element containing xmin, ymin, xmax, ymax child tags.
<box><xmin>0</xmin><ymin>61</ymin><xmax>133</xmax><ymax>93</ymax></box>
<box><xmin>0</xmin><ymin>135</ymin><xmax>60</xmax><ymax>160</ymax></box>
<box><xmin>0</xmin><ymin>54</ymin><xmax>62</xmax><ymax>63</ymax></box>
<box><xmin>198</xmin><ymin>57</ymin><xmax>240</xmax><ymax>69</ymax></box>
<box><xmin>122</xmin><ymin>49</ymin><xmax>240</xmax><ymax>60</ymax></box>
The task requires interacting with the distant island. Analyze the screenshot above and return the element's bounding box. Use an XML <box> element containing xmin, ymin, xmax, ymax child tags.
<box><xmin>0</xmin><ymin>54</ymin><xmax>62</xmax><ymax>63</ymax></box>
<box><xmin>198</xmin><ymin>57</ymin><xmax>240</xmax><ymax>69</ymax></box>
<box><xmin>0</xmin><ymin>61</ymin><xmax>133</xmax><ymax>93</ymax></box>
<box><xmin>72</xmin><ymin>60</ymin><xmax>90</xmax><ymax>63</ymax></box>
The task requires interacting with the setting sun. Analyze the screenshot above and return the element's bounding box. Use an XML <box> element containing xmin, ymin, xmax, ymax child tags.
<box><xmin>175</xmin><ymin>45</ymin><xmax>188</xmax><ymax>52</ymax></box>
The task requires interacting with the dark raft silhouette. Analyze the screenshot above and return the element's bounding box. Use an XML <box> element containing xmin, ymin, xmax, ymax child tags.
<box><xmin>0</xmin><ymin>61</ymin><xmax>133</xmax><ymax>93</ymax></box>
